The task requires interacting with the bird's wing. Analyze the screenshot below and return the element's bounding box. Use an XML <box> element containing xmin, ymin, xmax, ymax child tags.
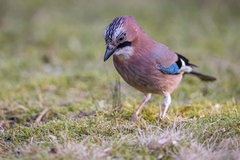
<box><xmin>150</xmin><ymin>43</ymin><xmax>197</xmax><ymax>75</ymax></box>
<box><xmin>157</xmin><ymin>53</ymin><xmax>199</xmax><ymax>74</ymax></box>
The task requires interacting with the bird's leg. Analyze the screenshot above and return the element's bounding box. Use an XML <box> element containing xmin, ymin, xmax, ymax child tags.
<box><xmin>161</xmin><ymin>93</ymin><xmax>171</xmax><ymax>119</ymax></box>
<box><xmin>130</xmin><ymin>93</ymin><xmax>151</xmax><ymax>122</ymax></box>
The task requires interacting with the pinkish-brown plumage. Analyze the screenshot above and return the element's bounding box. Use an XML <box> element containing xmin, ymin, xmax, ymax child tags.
<box><xmin>113</xmin><ymin>48</ymin><xmax>183</xmax><ymax>95</ymax></box>
<box><xmin>103</xmin><ymin>15</ymin><xmax>216</xmax><ymax>121</ymax></box>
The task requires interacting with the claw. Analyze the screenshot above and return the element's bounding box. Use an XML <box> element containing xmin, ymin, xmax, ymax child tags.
<box><xmin>130</xmin><ymin>114</ymin><xmax>138</xmax><ymax>122</ymax></box>
<box><xmin>157</xmin><ymin>116</ymin><xmax>169</xmax><ymax>125</ymax></box>
<box><xmin>130</xmin><ymin>115</ymin><xmax>143</xmax><ymax>122</ymax></box>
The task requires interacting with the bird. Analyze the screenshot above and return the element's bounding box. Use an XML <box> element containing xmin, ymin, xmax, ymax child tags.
<box><xmin>103</xmin><ymin>15</ymin><xmax>216</xmax><ymax>122</ymax></box>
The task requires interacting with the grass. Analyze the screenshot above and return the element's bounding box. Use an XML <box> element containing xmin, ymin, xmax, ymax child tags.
<box><xmin>0</xmin><ymin>0</ymin><xmax>240</xmax><ymax>159</ymax></box>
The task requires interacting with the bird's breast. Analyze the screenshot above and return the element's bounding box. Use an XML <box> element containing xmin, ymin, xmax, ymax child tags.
<box><xmin>113</xmin><ymin>55</ymin><xmax>183</xmax><ymax>94</ymax></box>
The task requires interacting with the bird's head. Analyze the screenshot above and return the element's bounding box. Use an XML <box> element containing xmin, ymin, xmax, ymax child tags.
<box><xmin>103</xmin><ymin>16</ymin><xmax>138</xmax><ymax>61</ymax></box>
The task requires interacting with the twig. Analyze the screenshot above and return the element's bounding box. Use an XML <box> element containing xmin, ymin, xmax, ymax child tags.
<box><xmin>35</xmin><ymin>108</ymin><xmax>50</xmax><ymax>123</ymax></box>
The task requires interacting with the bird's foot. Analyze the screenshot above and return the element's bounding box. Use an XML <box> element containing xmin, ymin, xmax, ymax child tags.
<box><xmin>130</xmin><ymin>115</ymin><xmax>143</xmax><ymax>122</ymax></box>
<box><xmin>157</xmin><ymin>116</ymin><xmax>169</xmax><ymax>124</ymax></box>
<box><xmin>130</xmin><ymin>115</ymin><xmax>137</xmax><ymax>122</ymax></box>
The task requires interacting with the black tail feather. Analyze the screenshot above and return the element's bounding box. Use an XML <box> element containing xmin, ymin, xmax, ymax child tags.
<box><xmin>187</xmin><ymin>70</ymin><xmax>216</xmax><ymax>81</ymax></box>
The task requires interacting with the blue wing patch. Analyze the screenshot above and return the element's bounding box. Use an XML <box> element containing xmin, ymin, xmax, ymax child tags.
<box><xmin>157</xmin><ymin>63</ymin><xmax>179</xmax><ymax>74</ymax></box>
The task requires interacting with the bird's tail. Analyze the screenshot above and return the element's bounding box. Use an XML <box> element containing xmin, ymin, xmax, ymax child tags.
<box><xmin>188</xmin><ymin>70</ymin><xmax>216</xmax><ymax>81</ymax></box>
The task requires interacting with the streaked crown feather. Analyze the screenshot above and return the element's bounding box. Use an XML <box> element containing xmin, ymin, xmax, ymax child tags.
<box><xmin>104</xmin><ymin>17</ymin><xmax>125</xmax><ymax>43</ymax></box>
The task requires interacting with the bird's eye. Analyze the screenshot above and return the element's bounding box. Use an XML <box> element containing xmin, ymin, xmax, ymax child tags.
<box><xmin>119</xmin><ymin>36</ymin><xmax>124</xmax><ymax>41</ymax></box>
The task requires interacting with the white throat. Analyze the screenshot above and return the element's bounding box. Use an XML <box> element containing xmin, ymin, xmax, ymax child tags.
<box><xmin>113</xmin><ymin>46</ymin><xmax>133</xmax><ymax>59</ymax></box>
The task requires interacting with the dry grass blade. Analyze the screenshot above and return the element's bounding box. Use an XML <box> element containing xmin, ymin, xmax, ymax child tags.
<box><xmin>35</xmin><ymin>108</ymin><xmax>50</xmax><ymax>123</ymax></box>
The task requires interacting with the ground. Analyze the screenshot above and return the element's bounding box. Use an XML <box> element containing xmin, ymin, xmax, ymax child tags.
<box><xmin>0</xmin><ymin>0</ymin><xmax>240</xmax><ymax>159</ymax></box>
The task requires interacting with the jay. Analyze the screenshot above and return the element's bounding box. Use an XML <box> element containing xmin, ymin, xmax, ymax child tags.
<box><xmin>103</xmin><ymin>16</ymin><xmax>216</xmax><ymax>121</ymax></box>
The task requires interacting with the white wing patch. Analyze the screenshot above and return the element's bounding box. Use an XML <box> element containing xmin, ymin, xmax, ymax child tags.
<box><xmin>178</xmin><ymin>58</ymin><xmax>193</xmax><ymax>73</ymax></box>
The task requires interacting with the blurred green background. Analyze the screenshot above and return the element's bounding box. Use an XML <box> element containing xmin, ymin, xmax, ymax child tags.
<box><xmin>0</xmin><ymin>0</ymin><xmax>239</xmax><ymax>123</ymax></box>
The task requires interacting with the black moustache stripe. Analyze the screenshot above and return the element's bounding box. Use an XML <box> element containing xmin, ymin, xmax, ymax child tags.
<box><xmin>117</xmin><ymin>41</ymin><xmax>131</xmax><ymax>49</ymax></box>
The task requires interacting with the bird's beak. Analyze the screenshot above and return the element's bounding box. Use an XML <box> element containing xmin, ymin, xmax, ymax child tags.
<box><xmin>104</xmin><ymin>45</ymin><xmax>118</xmax><ymax>61</ymax></box>
<box><xmin>104</xmin><ymin>42</ymin><xmax>131</xmax><ymax>61</ymax></box>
